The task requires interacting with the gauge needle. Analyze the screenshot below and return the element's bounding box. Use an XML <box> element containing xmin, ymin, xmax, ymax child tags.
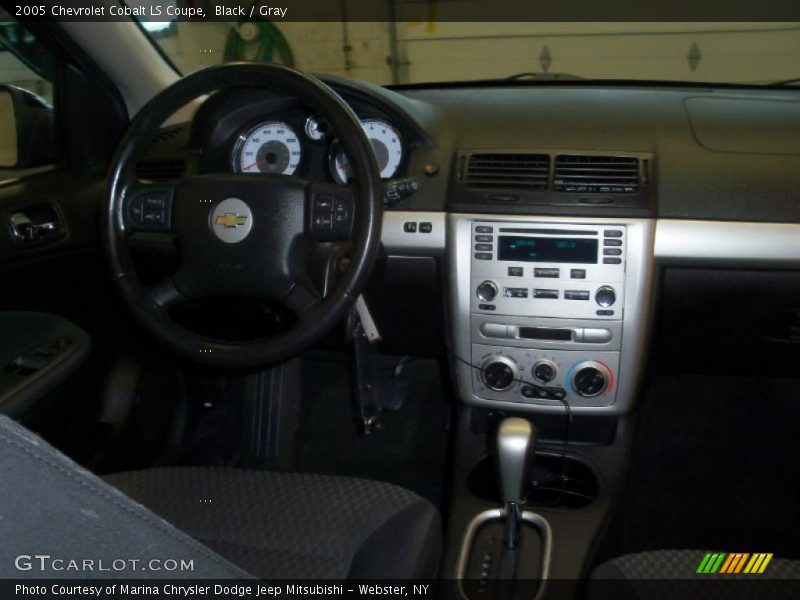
<box><xmin>242</xmin><ymin>159</ymin><xmax>266</xmax><ymax>170</ymax></box>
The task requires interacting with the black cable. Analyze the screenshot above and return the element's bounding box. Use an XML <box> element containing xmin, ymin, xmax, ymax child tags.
<box><xmin>444</xmin><ymin>343</ymin><xmax>574</xmax><ymax>507</ymax></box>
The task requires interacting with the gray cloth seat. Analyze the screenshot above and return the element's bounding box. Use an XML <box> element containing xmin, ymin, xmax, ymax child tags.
<box><xmin>0</xmin><ymin>415</ymin><xmax>440</xmax><ymax>580</ymax></box>
<box><xmin>103</xmin><ymin>467</ymin><xmax>441</xmax><ymax>579</ymax></box>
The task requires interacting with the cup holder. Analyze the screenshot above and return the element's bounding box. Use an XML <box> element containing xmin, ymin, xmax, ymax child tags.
<box><xmin>467</xmin><ymin>451</ymin><xmax>599</xmax><ymax>509</ymax></box>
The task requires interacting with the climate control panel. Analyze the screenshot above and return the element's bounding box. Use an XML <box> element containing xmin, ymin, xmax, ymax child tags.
<box><xmin>472</xmin><ymin>344</ymin><xmax>619</xmax><ymax>408</ymax></box>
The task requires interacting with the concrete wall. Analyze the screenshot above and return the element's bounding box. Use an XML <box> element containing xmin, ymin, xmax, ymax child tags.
<box><xmin>156</xmin><ymin>21</ymin><xmax>800</xmax><ymax>86</ymax></box>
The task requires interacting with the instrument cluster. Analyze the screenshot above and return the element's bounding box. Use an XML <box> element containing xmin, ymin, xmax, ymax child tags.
<box><xmin>230</xmin><ymin>114</ymin><xmax>405</xmax><ymax>185</ymax></box>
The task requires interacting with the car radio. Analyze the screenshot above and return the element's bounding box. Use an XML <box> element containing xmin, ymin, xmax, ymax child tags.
<box><xmin>470</xmin><ymin>222</ymin><xmax>626</xmax><ymax>320</ymax></box>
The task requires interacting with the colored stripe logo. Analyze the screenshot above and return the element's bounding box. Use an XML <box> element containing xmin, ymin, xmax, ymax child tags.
<box><xmin>697</xmin><ymin>552</ymin><xmax>773</xmax><ymax>574</ymax></box>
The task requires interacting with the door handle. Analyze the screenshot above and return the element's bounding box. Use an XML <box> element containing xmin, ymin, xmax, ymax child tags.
<box><xmin>9</xmin><ymin>205</ymin><xmax>63</xmax><ymax>243</ymax></box>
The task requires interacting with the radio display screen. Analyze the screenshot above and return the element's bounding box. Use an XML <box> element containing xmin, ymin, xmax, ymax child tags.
<box><xmin>497</xmin><ymin>236</ymin><xmax>598</xmax><ymax>263</ymax></box>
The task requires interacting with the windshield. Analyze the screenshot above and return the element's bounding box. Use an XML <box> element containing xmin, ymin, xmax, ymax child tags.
<box><xmin>142</xmin><ymin>22</ymin><xmax>800</xmax><ymax>86</ymax></box>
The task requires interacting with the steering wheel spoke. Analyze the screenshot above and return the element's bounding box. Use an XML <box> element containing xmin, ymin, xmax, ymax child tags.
<box><xmin>307</xmin><ymin>182</ymin><xmax>355</xmax><ymax>242</ymax></box>
<box><xmin>142</xmin><ymin>274</ymin><xmax>191</xmax><ymax>314</ymax></box>
<box><xmin>282</xmin><ymin>281</ymin><xmax>322</xmax><ymax>317</ymax></box>
<box><xmin>122</xmin><ymin>182</ymin><xmax>176</xmax><ymax>234</ymax></box>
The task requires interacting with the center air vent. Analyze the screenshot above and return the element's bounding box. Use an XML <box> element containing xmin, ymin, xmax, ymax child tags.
<box><xmin>554</xmin><ymin>155</ymin><xmax>640</xmax><ymax>193</ymax></box>
<box><xmin>464</xmin><ymin>153</ymin><xmax>550</xmax><ymax>190</ymax></box>
<box><xmin>135</xmin><ymin>159</ymin><xmax>186</xmax><ymax>182</ymax></box>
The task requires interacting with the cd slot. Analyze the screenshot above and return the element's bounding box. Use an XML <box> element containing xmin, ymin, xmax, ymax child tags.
<box><xmin>479</xmin><ymin>323</ymin><xmax>613</xmax><ymax>344</ymax></box>
<box><xmin>518</xmin><ymin>326</ymin><xmax>573</xmax><ymax>341</ymax></box>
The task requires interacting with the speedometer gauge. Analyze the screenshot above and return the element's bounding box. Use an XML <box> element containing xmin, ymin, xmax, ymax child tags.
<box><xmin>234</xmin><ymin>121</ymin><xmax>302</xmax><ymax>175</ymax></box>
<box><xmin>330</xmin><ymin>119</ymin><xmax>403</xmax><ymax>184</ymax></box>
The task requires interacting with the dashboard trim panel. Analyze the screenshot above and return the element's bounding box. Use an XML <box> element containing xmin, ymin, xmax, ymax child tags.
<box><xmin>383</xmin><ymin>212</ymin><xmax>800</xmax><ymax>267</ymax></box>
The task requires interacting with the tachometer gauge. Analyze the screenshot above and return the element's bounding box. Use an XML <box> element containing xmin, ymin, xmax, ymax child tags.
<box><xmin>330</xmin><ymin>119</ymin><xmax>403</xmax><ymax>184</ymax></box>
<box><xmin>234</xmin><ymin>121</ymin><xmax>302</xmax><ymax>175</ymax></box>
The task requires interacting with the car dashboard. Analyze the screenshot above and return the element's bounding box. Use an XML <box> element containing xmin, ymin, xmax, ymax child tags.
<box><xmin>137</xmin><ymin>77</ymin><xmax>800</xmax><ymax>417</ymax></box>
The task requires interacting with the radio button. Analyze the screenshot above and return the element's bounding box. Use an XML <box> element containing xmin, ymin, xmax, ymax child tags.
<box><xmin>533</xmin><ymin>289</ymin><xmax>559</xmax><ymax>299</ymax></box>
<box><xmin>475</xmin><ymin>243</ymin><xmax>494</xmax><ymax>251</ymax></box>
<box><xmin>570</xmin><ymin>269</ymin><xmax>586</xmax><ymax>279</ymax></box>
<box><xmin>603</xmin><ymin>248</ymin><xmax>622</xmax><ymax>256</ymax></box>
<box><xmin>475</xmin><ymin>234</ymin><xmax>493</xmax><ymax>242</ymax></box>
<box><xmin>565</xmin><ymin>290</ymin><xmax>590</xmax><ymax>300</ymax></box>
<box><xmin>596</xmin><ymin>309</ymin><xmax>614</xmax><ymax>316</ymax></box>
<box><xmin>534</xmin><ymin>268</ymin><xmax>560</xmax><ymax>278</ymax></box>
<box><xmin>507</xmin><ymin>266</ymin><xmax>523</xmax><ymax>277</ymax></box>
<box><xmin>603</xmin><ymin>257</ymin><xmax>622</xmax><ymax>264</ymax></box>
<box><xmin>479</xmin><ymin>323</ymin><xmax>510</xmax><ymax>338</ymax></box>
<box><xmin>581</xmin><ymin>328</ymin><xmax>613</xmax><ymax>343</ymax></box>
<box><xmin>476</xmin><ymin>281</ymin><xmax>499</xmax><ymax>302</ymax></box>
<box><xmin>595</xmin><ymin>286</ymin><xmax>617</xmax><ymax>307</ymax></box>
<box><xmin>503</xmin><ymin>287</ymin><xmax>528</xmax><ymax>298</ymax></box>
<box><xmin>478</xmin><ymin>304</ymin><xmax>496</xmax><ymax>311</ymax></box>
<box><xmin>603</xmin><ymin>238</ymin><xmax>622</xmax><ymax>247</ymax></box>
<box><xmin>475</xmin><ymin>253</ymin><xmax>493</xmax><ymax>260</ymax></box>
<box><xmin>475</xmin><ymin>226</ymin><xmax>494</xmax><ymax>233</ymax></box>
<box><xmin>604</xmin><ymin>230</ymin><xmax>623</xmax><ymax>238</ymax></box>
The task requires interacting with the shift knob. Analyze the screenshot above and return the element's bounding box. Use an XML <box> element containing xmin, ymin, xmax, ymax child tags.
<box><xmin>496</xmin><ymin>417</ymin><xmax>538</xmax><ymax>505</ymax></box>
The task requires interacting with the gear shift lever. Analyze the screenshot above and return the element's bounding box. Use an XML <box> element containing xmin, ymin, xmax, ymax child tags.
<box><xmin>496</xmin><ymin>417</ymin><xmax>537</xmax><ymax>549</ymax></box>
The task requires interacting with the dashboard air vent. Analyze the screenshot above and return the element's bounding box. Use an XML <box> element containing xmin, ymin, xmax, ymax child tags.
<box><xmin>464</xmin><ymin>153</ymin><xmax>550</xmax><ymax>190</ymax></box>
<box><xmin>554</xmin><ymin>155</ymin><xmax>640</xmax><ymax>193</ymax></box>
<box><xmin>135</xmin><ymin>159</ymin><xmax>186</xmax><ymax>182</ymax></box>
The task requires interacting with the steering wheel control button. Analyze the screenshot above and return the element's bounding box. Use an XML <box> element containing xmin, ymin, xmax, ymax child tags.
<box><xmin>534</xmin><ymin>268</ymin><xmax>560</xmax><ymax>278</ymax></box>
<box><xmin>532</xmin><ymin>360</ymin><xmax>557</xmax><ymax>383</ymax></box>
<box><xmin>314</xmin><ymin>195</ymin><xmax>334</xmax><ymax>211</ymax></box>
<box><xmin>127</xmin><ymin>188</ymin><xmax>173</xmax><ymax>230</ymax></box>
<box><xmin>571</xmin><ymin>361</ymin><xmax>611</xmax><ymax>397</ymax></box>
<box><xmin>210</xmin><ymin>197</ymin><xmax>253</xmax><ymax>244</ymax></box>
<box><xmin>476</xmin><ymin>281</ymin><xmax>499</xmax><ymax>302</ymax></box>
<box><xmin>595</xmin><ymin>286</ymin><xmax>617</xmax><ymax>307</ymax></box>
<box><xmin>403</xmin><ymin>221</ymin><xmax>417</xmax><ymax>233</ymax></box>
<box><xmin>313</xmin><ymin>213</ymin><xmax>334</xmax><ymax>230</ymax></box>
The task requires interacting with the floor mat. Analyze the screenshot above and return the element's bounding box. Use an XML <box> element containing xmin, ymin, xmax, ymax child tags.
<box><xmin>294</xmin><ymin>352</ymin><xmax>451</xmax><ymax>506</ymax></box>
<box><xmin>597</xmin><ymin>374</ymin><xmax>800</xmax><ymax>563</ymax></box>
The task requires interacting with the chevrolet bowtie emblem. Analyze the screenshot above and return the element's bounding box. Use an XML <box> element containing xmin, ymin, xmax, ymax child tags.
<box><xmin>215</xmin><ymin>213</ymin><xmax>248</xmax><ymax>228</ymax></box>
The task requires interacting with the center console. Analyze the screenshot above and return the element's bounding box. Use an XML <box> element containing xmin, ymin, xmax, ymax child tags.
<box><xmin>447</xmin><ymin>214</ymin><xmax>655</xmax><ymax>414</ymax></box>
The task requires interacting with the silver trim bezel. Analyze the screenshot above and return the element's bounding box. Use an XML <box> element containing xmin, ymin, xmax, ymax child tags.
<box><xmin>455</xmin><ymin>508</ymin><xmax>552</xmax><ymax>600</ymax></box>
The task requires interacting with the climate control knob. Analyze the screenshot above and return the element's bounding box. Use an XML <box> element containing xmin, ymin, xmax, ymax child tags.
<box><xmin>595</xmin><ymin>286</ymin><xmax>616</xmax><ymax>308</ymax></box>
<box><xmin>476</xmin><ymin>280</ymin><xmax>499</xmax><ymax>302</ymax></box>
<box><xmin>480</xmin><ymin>357</ymin><xmax>518</xmax><ymax>391</ymax></box>
<box><xmin>571</xmin><ymin>361</ymin><xmax>612</xmax><ymax>397</ymax></box>
<box><xmin>531</xmin><ymin>360</ymin><xmax>557</xmax><ymax>383</ymax></box>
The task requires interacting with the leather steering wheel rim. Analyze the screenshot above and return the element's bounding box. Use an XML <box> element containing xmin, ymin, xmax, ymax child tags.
<box><xmin>102</xmin><ymin>63</ymin><xmax>383</xmax><ymax>369</ymax></box>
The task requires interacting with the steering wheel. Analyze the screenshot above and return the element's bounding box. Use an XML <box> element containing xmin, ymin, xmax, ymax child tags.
<box><xmin>102</xmin><ymin>63</ymin><xmax>383</xmax><ymax>369</ymax></box>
